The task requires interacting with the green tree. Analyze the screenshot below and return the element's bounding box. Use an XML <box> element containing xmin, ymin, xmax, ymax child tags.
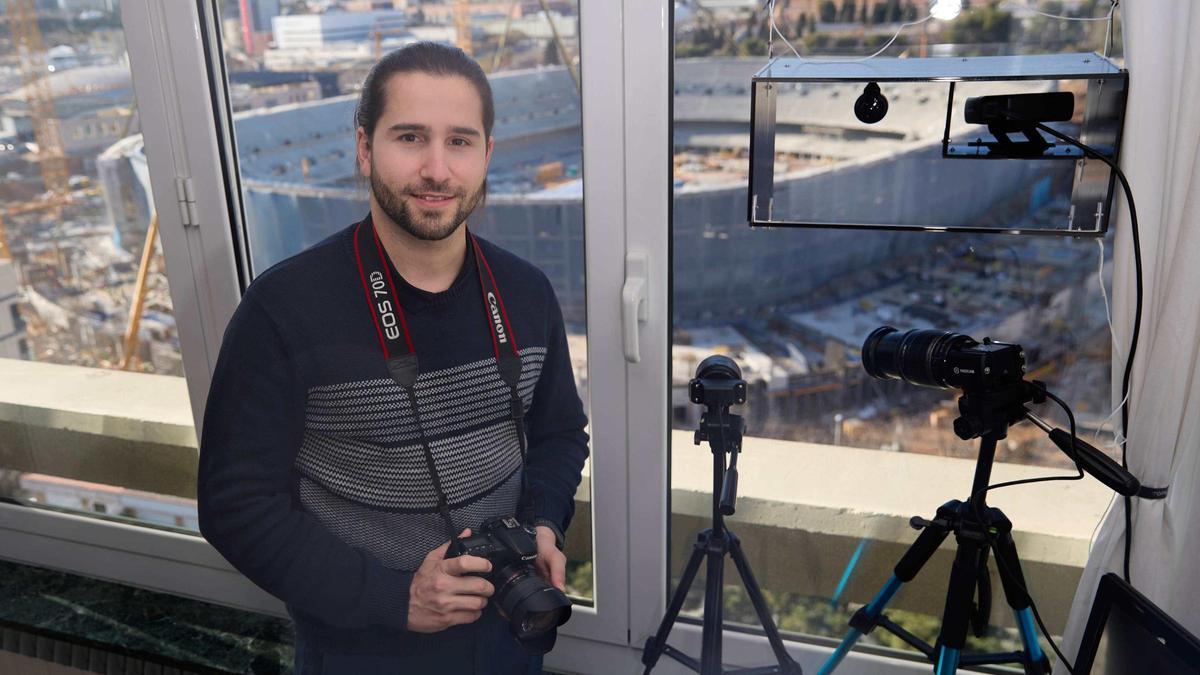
<box><xmin>794</xmin><ymin>13</ymin><xmax>808</xmax><ymax>36</ymax></box>
<box><xmin>841</xmin><ymin>0</ymin><xmax>857</xmax><ymax>23</ymax></box>
<box><xmin>819</xmin><ymin>1</ymin><xmax>838</xmax><ymax>23</ymax></box>
<box><xmin>943</xmin><ymin>1</ymin><xmax>1013</xmax><ymax>50</ymax></box>
<box><xmin>543</xmin><ymin>39</ymin><xmax>560</xmax><ymax>65</ymax></box>
<box><xmin>885</xmin><ymin>0</ymin><xmax>901</xmax><ymax>23</ymax></box>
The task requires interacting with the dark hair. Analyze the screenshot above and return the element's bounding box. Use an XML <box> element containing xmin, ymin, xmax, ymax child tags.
<box><xmin>355</xmin><ymin>41</ymin><xmax>495</xmax><ymax>142</ymax></box>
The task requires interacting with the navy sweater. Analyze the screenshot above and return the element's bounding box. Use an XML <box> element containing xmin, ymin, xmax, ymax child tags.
<box><xmin>197</xmin><ymin>219</ymin><xmax>589</xmax><ymax>666</ymax></box>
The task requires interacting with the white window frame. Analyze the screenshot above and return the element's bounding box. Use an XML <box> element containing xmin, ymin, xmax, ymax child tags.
<box><xmin>0</xmin><ymin>0</ymin><xmax>940</xmax><ymax>671</ymax></box>
<box><xmin>0</xmin><ymin>0</ymin><xmax>640</xmax><ymax>668</ymax></box>
<box><xmin>618</xmin><ymin>1</ymin><xmax>960</xmax><ymax>673</ymax></box>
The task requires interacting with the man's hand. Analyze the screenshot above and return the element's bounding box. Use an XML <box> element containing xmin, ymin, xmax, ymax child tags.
<box><xmin>533</xmin><ymin>525</ymin><xmax>566</xmax><ymax>592</ymax></box>
<box><xmin>407</xmin><ymin>529</ymin><xmax>495</xmax><ymax>633</ymax></box>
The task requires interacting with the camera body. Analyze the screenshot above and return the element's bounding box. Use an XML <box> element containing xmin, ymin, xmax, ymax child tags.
<box><xmin>862</xmin><ymin>326</ymin><xmax>1026</xmax><ymax>392</ymax></box>
<box><xmin>689</xmin><ymin>354</ymin><xmax>747</xmax><ymax>408</ymax></box>
<box><xmin>446</xmin><ymin>515</ymin><xmax>572</xmax><ymax>651</ymax></box>
<box><xmin>450</xmin><ymin>515</ymin><xmax>539</xmax><ymax>565</ymax></box>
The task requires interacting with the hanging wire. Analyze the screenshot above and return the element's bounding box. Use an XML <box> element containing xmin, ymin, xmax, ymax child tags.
<box><xmin>764</xmin><ymin>0</ymin><xmax>1119</xmax><ymax>64</ymax></box>
<box><xmin>1003</xmin><ymin>0</ymin><xmax>1118</xmax><ymax>22</ymax></box>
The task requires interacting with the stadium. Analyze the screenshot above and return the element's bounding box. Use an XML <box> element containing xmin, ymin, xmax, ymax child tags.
<box><xmin>101</xmin><ymin>58</ymin><xmax>1055</xmax><ymax>327</ymax></box>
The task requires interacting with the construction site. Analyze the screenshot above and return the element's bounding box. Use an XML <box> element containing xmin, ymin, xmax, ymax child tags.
<box><xmin>2</xmin><ymin>1</ymin><xmax>1117</xmax><ymax>471</ymax></box>
<box><xmin>0</xmin><ymin>0</ymin><xmax>169</xmax><ymax>375</ymax></box>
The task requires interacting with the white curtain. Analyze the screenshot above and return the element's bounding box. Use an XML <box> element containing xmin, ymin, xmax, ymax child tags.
<box><xmin>1055</xmin><ymin>2</ymin><xmax>1200</xmax><ymax>672</ymax></box>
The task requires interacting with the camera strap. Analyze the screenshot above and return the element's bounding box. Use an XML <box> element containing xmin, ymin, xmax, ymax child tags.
<box><xmin>352</xmin><ymin>216</ymin><xmax>534</xmax><ymax>541</ymax></box>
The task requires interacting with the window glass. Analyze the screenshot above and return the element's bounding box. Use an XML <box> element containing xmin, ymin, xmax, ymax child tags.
<box><xmin>670</xmin><ymin>0</ymin><xmax>1121</xmax><ymax>660</ymax></box>
<box><xmin>215</xmin><ymin>0</ymin><xmax>593</xmax><ymax>601</ymax></box>
<box><xmin>0</xmin><ymin>4</ymin><xmax>198</xmax><ymax>531</ymax></box>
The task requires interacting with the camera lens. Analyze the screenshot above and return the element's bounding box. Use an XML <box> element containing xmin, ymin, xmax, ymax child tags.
<box><xmin>491</xmin><ymin>563</ymin><xmax>572</xmax><ymax>644</ymax></box>
<box><xmin>854</xmin><ymin>82</ymin><xmax>888</xmax><ymax>124</ymax></box>
<box><xmin>862</xmin><ymin>326</ymin><xmax>974</xmax><ymax>389</ymax></box>
<box><xmin>521</xmin><ymin>605</ymin><xmax>569</xmax><ymax>635</ymax></box>
<box><xmin>696</xmin><ymin>354</ymin><xmax>741</xmax><ymax>380</ymax></box>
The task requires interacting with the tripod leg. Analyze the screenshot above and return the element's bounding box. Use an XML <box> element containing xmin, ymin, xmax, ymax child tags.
<box><xmin>934</xmin><ymin>531</ymin><xmax>990</xmax><ymax>675</ymax></box>
<box><xmin>818</xmin><ymin>575</ymin><xmax>902</xmax><ymax>675</ymax></box>
<box><xmin>727</xmin><ymin>532</ymin><xmax>802</xmax><ymax>673</ymax></box>
<box><xmin>819</xmin><ymin>516</ymin><xmax>952</xmax><ymax>675</ymax></box>
<box><xmin>643</xmin><ymin>530</ymin><xmax>711</xmax><ymax>673</ymax></box>
<box><xmin>701</xmin><ymin>532</ymin><xmax>726</xmax><ymax>675</ymax></box>
<box><xmin>986</xmin><ymin>509</ymin><xmax>1050</xmax><ymax>674</ymax></box>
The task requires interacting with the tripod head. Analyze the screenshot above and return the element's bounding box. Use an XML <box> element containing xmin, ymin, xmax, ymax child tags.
<box><xmin>690</xmin><ymin>355</ymin><xmax>746</xmax><ymax>517</ymax></box>
<box><xmin>862</xmin><ymin>326</ymin><xmax>1143</xmax><ymax>497</ymax></box>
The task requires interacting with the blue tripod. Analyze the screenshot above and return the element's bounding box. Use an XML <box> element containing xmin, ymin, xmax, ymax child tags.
<box><xmin>819</xmin><ymin>386</ymin><xmax>1052</xmax><ymax>675</ymax></box>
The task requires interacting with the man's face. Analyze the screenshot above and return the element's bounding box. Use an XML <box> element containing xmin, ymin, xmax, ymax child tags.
<box><xmin>357</xmin><ymin>71</ymin><xmax>493</xmax><ymax>241</ymax></box>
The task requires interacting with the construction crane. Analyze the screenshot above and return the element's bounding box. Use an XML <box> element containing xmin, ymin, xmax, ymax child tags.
<box><xmin>6</xmin><ymin>0</ymin><xmax>70</xmax><ymax>198</ymax></box>
<box><xmin>535</xmin><ymin>0</ymin><xmax>579</xmax><ymax>94</ymax></box>
<box><xmin>2</xmin><ymin>2</ymin><xmax>157</xmax><ymax>371</ymax></box>
<box><xmin>117</xmin><ymin>213</ymin><xmax>159</xmax><ymax>371</ymax></box>
<box><xmin>454</xmin><ymin>0</ymin><xmax>473</xmax><ymax>56</ymax></box>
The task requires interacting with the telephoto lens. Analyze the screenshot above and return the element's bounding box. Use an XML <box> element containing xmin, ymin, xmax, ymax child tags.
<box><xmin>861</xmin><ymin>326</ymin><xmax>1025</xmax><ymax>391</ymax></box>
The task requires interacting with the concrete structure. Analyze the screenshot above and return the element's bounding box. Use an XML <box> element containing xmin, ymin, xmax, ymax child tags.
<box><xmin>0</xmin><ymin>358</ymin><xmax>1108</xmax><ymax>635</ymax></box>
<box><xmin>270</xmin><ymin>10</ymin><xmax>407</xmax><ymax>50</ymax></box>
<box><xmin>0</xmin><ymin>261</ymin><xmax>28</xmax><ymax>360</ymax></box>
<box><xmin>1</xmin><ymin>64</ymin><xmax>135</xmax><ymax>159</ymax></box>
<box><xmin>96</xmin><ymin>134</ymin><xmax>153</xmax><ymax>252</ymax></box>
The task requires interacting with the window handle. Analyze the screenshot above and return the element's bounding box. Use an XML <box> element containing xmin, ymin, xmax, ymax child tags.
<box><xmin>622</xmin><ymin>251</ymin><xmax>649</xmax><ymax>363</ymax></box>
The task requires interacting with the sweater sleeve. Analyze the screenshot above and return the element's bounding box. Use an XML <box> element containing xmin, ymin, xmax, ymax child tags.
<box><xmin>197</xmin><ymin>292</ymin><xmax>413</xmax><ymax>631</ymax></box>
<box><xmin>523</xmin><ymin>278</ymin><xmax>590</xmax><ymax>534</ymax></box>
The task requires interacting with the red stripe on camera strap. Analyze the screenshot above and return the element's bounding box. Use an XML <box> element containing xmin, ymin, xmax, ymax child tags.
<box><xmin>352</xmin><ymin>216</ymin><xmax>535</xmax><ymax>533</ymax></box>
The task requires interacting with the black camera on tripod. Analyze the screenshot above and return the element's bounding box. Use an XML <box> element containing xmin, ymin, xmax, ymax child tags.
<box><xmin>820</xmin><ymin>325</ymin><xmax>1146</xmax><ymax>675</ymax></box>
<box><xmin>447</xmin><ymin>515</ymin><xmax>572</xmax><ymax>652</ymax></box>
<box><xmin>862</xmin><ymin>326</ymin><xmax>1026</xmax><ymax>392</ymax></box>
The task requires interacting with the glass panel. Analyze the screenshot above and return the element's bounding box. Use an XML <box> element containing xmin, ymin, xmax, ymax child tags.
<box><xmin>0</xmin><ymin>2</ymin><xmax>198</xmax><ymax>530</ymax></box>
<box><xmin>670</xmin><ymin>0</ymin><xmax>1122</xmax><ymax>664</ymax></box>
<box><xmin>216</xmin><ymin>0</ymin><xmax>592</xmax><ymax>602</ymax></box>
<box><xmin>748</xmin><ymin>64</ymin><xmax>1126</xmax><ymax>234</ymax></box>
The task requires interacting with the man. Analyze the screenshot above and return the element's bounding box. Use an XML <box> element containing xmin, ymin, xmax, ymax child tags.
<box><xmin>197</xmin><ymin>42</ymin><xmax>589</xmax><ymax>674</ymax></box>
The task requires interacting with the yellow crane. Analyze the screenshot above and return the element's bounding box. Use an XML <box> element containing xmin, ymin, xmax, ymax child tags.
<box><xmin>454</xmin><ymin>0</ymin><xmax>473</xmax><ymax>56</ymax></box>
<box><xmin>6</xmin><ymin>0</ymin><xmax>70</xmax><ymax>198</ymax></box>
<box><xmin>4</xmin><ymin>1</ymin><xmax>155</xmax><ymax>371</ymax></box>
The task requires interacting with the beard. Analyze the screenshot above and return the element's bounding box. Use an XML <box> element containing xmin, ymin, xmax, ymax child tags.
<box><xmin>369</xmin><ymin>161</ymin><xmax>485</xmax><ymax>242</ymax></box>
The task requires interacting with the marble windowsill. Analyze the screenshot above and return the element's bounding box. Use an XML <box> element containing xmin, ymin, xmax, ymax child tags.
<box><xmin>0</xmin><ymin>559</ymin><xmax>294</xmax><ymax>674</ymax></box>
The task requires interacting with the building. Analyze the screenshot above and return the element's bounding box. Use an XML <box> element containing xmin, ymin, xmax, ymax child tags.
<box><xmin>270</xmin><ymin>10</ymin><xmax>407</xmax><ymax>50</ymax></box>
<box><xmin>239</xmin><ymin>0</ymin><xmax>282</xmax><ymax>55</ymax></box>
<box><xmin>0</xmin><ymin>260</ymin><xmax>29</xmax><ymax>360</ymax></box>
<box><xmin>99</xmin><ymin>60</ymin><xmax>1046</xmax><ymax>327</ymax></box>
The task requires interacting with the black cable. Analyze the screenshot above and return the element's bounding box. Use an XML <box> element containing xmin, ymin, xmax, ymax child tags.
<box><xmin>1028</xmin><ymin>120</ymin><xmax>1143</xmax><ymax>585</ymax></box>
<box><xmin>966</xmin><ymin>386</ymin><xmax>1083</xmax><ymax>674</ymax></box>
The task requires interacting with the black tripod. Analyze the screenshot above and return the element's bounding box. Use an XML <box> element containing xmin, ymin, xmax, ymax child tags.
<box><xmin>642</xmin><ymin>356</ymin><xmax>803</xmax><ymax>675</ymax></box>
<box><xmin>819</xmin><ymin>382</ymin><xmax>1053</xmax><ymax>675</ymax></box>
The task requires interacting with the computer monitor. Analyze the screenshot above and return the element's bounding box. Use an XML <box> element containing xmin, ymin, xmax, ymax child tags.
<box><xmin>1075</xmin><ymin>572</ymin><xmax>1200</xmax><ymax>674</ymax></box>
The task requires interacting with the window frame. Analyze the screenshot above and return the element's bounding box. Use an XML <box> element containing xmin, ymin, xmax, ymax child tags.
<box><xmin>0</xmin><ymin>0</ymin><xmax>950</xmax><ymax>671</ymax></box>
<box><xmin>0</xmin><ymin>0</ymin><xmax>639</xmax><ymax>668</ymax></box>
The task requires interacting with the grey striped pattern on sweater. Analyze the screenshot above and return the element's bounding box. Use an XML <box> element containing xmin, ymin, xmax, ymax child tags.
<box><xmin>293</xmin><ymin>348</ymin><xmax>545</xmax><ymax>571</ymax></box>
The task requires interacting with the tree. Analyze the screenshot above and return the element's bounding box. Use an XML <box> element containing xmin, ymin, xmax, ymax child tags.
<box><xmin>840</xmin><ymin>0</ymin><xmax>857</xmax><ymax>23</ymax></box>
<box><xmin>943</xmin><ymin>1</ymin><xmax>1013</xmax><ymax>50</ymax></box>
<box><xmin>885</xmin><ymin>0</ymin><xmax>901</xmax><ymax>23</ymax></box>
<box><xmin>543</xmin><ymin>39</ymin><xmax>560</xmax><ymax>65</ymax></box>
<box><xmin>819</xmin><ymin>1</ymin><xmax>837</xmax><ymax>23</ymax></box>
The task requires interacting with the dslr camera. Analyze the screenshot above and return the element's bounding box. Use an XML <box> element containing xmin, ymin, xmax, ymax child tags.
<box><xmin>447</xmin><ymin>515</ymin><xmax>572</xmax><ymax>652</ymax></box>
